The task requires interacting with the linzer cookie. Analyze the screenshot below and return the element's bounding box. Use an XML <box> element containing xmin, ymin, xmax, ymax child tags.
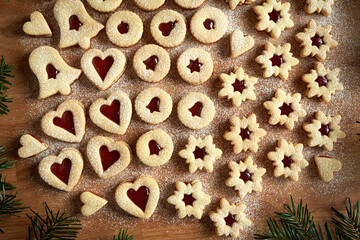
<box><xmin>226</xmin><ymin>0</ymin><xmax>255</xmax><ymax>10</ymax></box>
<box><xmin>106</xmin><ymin>11</ymin><xmax>143</xmax><ymax>48</ymax></box>
<box><xmin>167</xmin><ymin>180</ymin><xmax>211</xmax><ymax>219</ymax></box>
<box><xmin>305</xmin><ymin>0</ymin><xmax>338</xmax><ymax>17</ymax></box>
<box><xmin>54</xmin><ymin>0</ymin><xmax>104</xmax><ymax>50</ymax></box>
<box><xmin>174</xmin><ymin>0</ymin><xmax>206</xmax><ymax>9</ymax></box>
<box><xmin>177</xmin><ymin>92</ymin><xmax>215</xmax><ymax>130</ymax></box>
<box><xmin>230</xmin><ymin>30</ymin><xmax>255</xmax><ymax>59</ymax></box>
<box><xmin>39</xmin><ymin>148</ymin><xmax>84</xmax><ymax>192</ymax></box>
<box><xmin>115</xmin><ymin>176</ymin><xmax>160</xmax><ymax>219</ymax></box>
<box><xmin>134</xmin><ymin>88</ymin><xmax>172</xmax><ymax>125</ymax></box>
<box><xmin>23</xmin><ymin>11</ymin><xmax>52</xmax><ymax>37</ymax></box>
<box><xmin>89</xmin><ymin>91</ymin><xmax>132</xmax><ymax>135</ymax></box>
<box><xmin>29</xmin><ymin>46</ymin><xmax>82</xmax><ymax>99</ymax></box>
<box><xmin>134</xmin><ymin>0</ymin><xmax>165</xmax><ymax>11</ymax></box>
<box><xmin>41</xmin><ymin>100</ymin><xmax>86</xmax><ymax>143</ymax></box>
<box><xmin>80</xmin><ymin>191</ymin><xmax>108</xmax><ymax>217</ymax></box>
<box><xmin>18</xmin><ymin>134</ymin><xmax>48</xmax><ymax>158</ymax></box>
<box><xmin>87</xmin><ymin>0</ymin><xmax>123</xmax><ymax>13</ymax></box>
<box><xmin>314</xmin><ymin>156</ymin><xmax>342</xmax><ymax>182</ymax></box>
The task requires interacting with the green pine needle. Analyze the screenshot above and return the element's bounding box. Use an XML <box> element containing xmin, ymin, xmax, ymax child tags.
<box><xmin>332</xmin><ymin>198</ymin><xmax>360</xmax><ymax>240</ymax></box>
<box><xmin>27</xmin><ymin>202</ymin><xmax>81</xmax><ymax>240</ymax></box>
<box><xmin>0</xmin><ymin>56</ymin><xmax>15</xmax><ymax>116</ymax></box>
<box><xmin>113</xmin><ymin>227</ymin><xmax>134</xmax><ymax>240</ymax></box>
<box><xmin>0</xmin><ymin>145</ymin><xmax>16</xmax><ymax>171</ymax></box>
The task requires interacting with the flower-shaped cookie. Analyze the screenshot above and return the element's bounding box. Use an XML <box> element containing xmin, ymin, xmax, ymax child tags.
<box><xmin>223</xmin><ymin>114</ymin><xmax>267</xmax><ymax>154</ymax></box>
<box><xmin>263</xmin><ymin>89</ymin><xmax>307</xmax><ymax>130</ymax></box>
<box><xmin>209</xmin><ymin>198</ymin><xmax>251</xmax><ymax>238</ymax></box>
<box><xmin>305</xmin><ymin>0</ymin><xmax>338</xmax><ymax>17</ymax></box>
<box><xmin>226</xmin><ymin>0</ymin><xmax>255</xmax><ymax>10</ymax></box>
<box><xmin>179</xmin><ymin>135</ymin><xmax>222</xmax><ymax>173</ymax></box>
<box><xmin>295</xmin><ymin>19</ymin><xmax>338</xmax><ymax>61</ymax></box>
<box><xmin>226</xmin><ymin>156</ymin><xmax>266</xmax><ymax>199</ymax></box>
<box><xmin>303</xmin><ymin>111</ymin><xmax>345</xmax><ymax>151</ymax></box>
<box><xmin>167</xmin><ymin>180</ymin><xmax>211</xmax><ymax>219</ymax></box>
<box><xmin>218</xmin><ymin>66</ymin><xmax>257</xmax><ymax>107</ymax></box>
<box><xmin>255</xmin><ymin>42</ymin><xmax>299</xmax><ymax>81</ymax></box>
<box><xmin>303</xmin><ymin>62</ymin><xmax>343</xmax><ymax>102</ymax></box>
<box><xmin>267</xmin><ymin>139</ymin><xmax>309</xmax><ymax>181</ymax></box>
<box><xmin>253</xmin><ymin>0</ymin><xmax>294</xmax><ymax>38</ymax></box>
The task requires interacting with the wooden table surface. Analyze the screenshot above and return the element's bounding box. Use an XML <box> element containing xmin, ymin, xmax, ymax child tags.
<box><xmin>0</xmin><ymin>0</ymin><xmax>359</xmax><ymax>239</ymax></box>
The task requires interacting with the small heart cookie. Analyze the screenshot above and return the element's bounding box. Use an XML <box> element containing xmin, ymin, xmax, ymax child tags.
<box><xmin>23</xmin><ymin>11</ymin><xmax>52</xmax><ymax>37</ymax></box>
<box><xmin>81</xmin><ymin>48</ymin><xmax>126</xmax><ymax>90</ymax></box>
<box><xmin>86</xmin><ymin>136</ymin><xmax>131</xmax><ymax>179</ymax></box>
<box><xmin>314</xmin><ymin>156</ymin><xmax>341</xmax><ymax>182</ymax></box>
<box><xmin>41</xmin><ymin>100</ymin><xmax>86</xmax><ymax>143</ymax></box>
<box><xmin>115</xmin><ymin>176</ymin><xmax>160</xmax><ymax>219</ymax></box>
<box><xmin>39</xmin><ymin>148</ymin><xmax>84</xmax><ymax>192</ymax></box>
<box><xmin>230</xmin><ymin>30</ymin><xmax>254</xmax><ymax>59</ymax></box>
<box><xmin>18</xmin><ymin>134</ymin><xmax>48</xmax><ymax>158</ymax></box>
<box><xmin>29</xmin><ymin>46</ymin><xmax>82</xmax><ymax>99</ymax></box>
<box><xmin>87</xmin><ymin>0</ymin><xmax>123</xmax><ymax>13</ymax></box>
<box><xmin>54</xmin><ymin>0</ymin><xmax>104</xmax><ymax>50</ymax></box>
<box><xmin>80</xmin><ymin>191</ymin><xmax>108</xmax><ymax>216</ymax></box>
<box><xmin>89</xmin><ymin>91</ymin><xmax>132</xmax><ymax>135</ymax></box>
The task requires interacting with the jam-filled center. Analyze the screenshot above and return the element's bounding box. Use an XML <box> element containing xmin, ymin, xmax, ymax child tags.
<box><xmin>146</xmin><ymin>97</ymin><xmax>160</xmax><ymax>113</ymax></box>
<box><xmin>92</xmin><ymin>56</ymin><xmax>114</xmax><ymax>81</ymax></box>
<box><xmin>159</xmin><ymin>21</ymin><xmax>178</xmax><ymax>36</ymax></box>
<box><xmin>224</xmin><ymin>214</ymin><xmax>237</xmax><ymax>227</ymax></box>
<box><xmin>268</xmin><ymin>10</ymin><xmax>281</xmax><ymax>23</ymax></box>
<box><xmin>46</xmin><ymin>64</ymin><xmax>60</xmax><ymax>79</ymax></box>
<box><xmin>118</xmin><ymin>21</ymin><xmax>129</xmax><ymax>34</ymax></box>
<box><xmin>53</xmin><ymin>111</ymin><xmax>76</xmax><ymax>135</ymax></box>
<box><xmin>240</xmin><ymin>170</ymin><xmax>252</xmax><ymax>182</ymax></box>
<box><xmin>100</xmin><ymin>100</ymin><xmax>120</xmax><ymax>125</ymax></box>
<box><xmin>143</xmin><ymin>55</ymin><xmax>159</xmax><ymax>71</ymax></box>
<box><xmin>127</xmin><ymin>186</ymin><xmax>149</xmax><ymax>212</ymax></box>
<box><xmin>315</xmin><ymin>76</ymin><xmax>328</xmax><ymax>87</ymax></box>
<box><xmin>99</xmin><ymin>145</ymin><xmax>120</xmax><ymax>172</ymax></box>
<box><xmin>311</xmin><ymin>34</ymin><xmax>324</xmax><ymax>48</ymax></box>
<box><xmin>69</xmin><ymin>15</ymin><xmax>83</xmax><ymax>31</ymax></box>
<box><xmin>188</xmin><ymin>102</ymin><xmax>203</xmax><ymax>117</ymax></box>
<box><xmin>282</xmin><ymin>156</ymin><xmax>293</xmax><ymax>168</ymax></box>
<box><xmin>187</xmin><ymin>59</ymin><xmax>203</xmax><ymax>73</ymax></box>
<box><xmin>203</xmin><ymin>19</ymin><xmax>215</xmax><ymax>30</ymax></box>
<box><xmin>149</xmin><ymin>140</ymin><xmax>162</xmax><ymax>155</ymax></box>
<box><xmin>232</xmin><ymin>79</ymin><xmax>246</xmax><ymax>93</ymax></box>
<box><xmin>319</xmin><ymin>124</ymin><xmax>330</xmax><ymax>136</ymax></box>
<box><xmin>193</xmin><ymin>147</ymin><xmax>206</xmax><ymax>160</ymax></box>
<box><xmin>270</xmin><ymin>54</ymin><xmax>284</xmax><ymax>67</ymax></box>
<box><xmin>182</xmin><ymin>194</ymin><xmax>196</xmax><ymax>206</ymax></box>
<box><xmin>51</xmin><ymin>158</ymin><xmax>72</xmax><ymax>184</ymax></box>
<box><xmin>279</xmin><ymin>103</ymin><xmax>293</xmax><ymax>116</ymax></box>
<box><xmin>240</xmin><ymin>127</ymin><xmax>251</xmax><ymax>140</ymax></box>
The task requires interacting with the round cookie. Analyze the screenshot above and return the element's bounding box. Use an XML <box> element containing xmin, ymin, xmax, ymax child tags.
<box><xmin>134</xmin><ymin>0</ymin><xmax>165</xmax><ymax>11</ymax></box>
<box><xmin>106</xmin><ymin>11</ymin><xmax>143</xmax><ymax>48</ymax></box>
<box><xmin>174</xmin><ymin>0</ymin><xmax>206</xmax><ymax>9</ymax></box>
<box><xmin>150</xmin><ymin>10</ymin><xmax>187</xmax><ymax>48</ymax></box>
<box><xmin>133</xmin><ymin>44</ymin><xmax>171</xmax><ymax>83</ymax></box>
<box><xmin>177</xmin><ymin>48</ymin><xmax>213</xmax><ymax>85</ymax></box>
<box><xmin>190</xmin><ymin>7</ymin><xmax>228</xmax><ymax>44</ymax></box>
<box><xmin>135</xmin><ymin>88</ymin><xmax>173</xmax><ymax>124</ymax></box>
<box><xmin>87</xmin><ymin>0</ymin><xmax>122</xmax><ymax>12</ymax></box>
<box><xmin>177</xmin><ymin>92</ymin><xmax>215</xmax><ymax>130</ymax></box>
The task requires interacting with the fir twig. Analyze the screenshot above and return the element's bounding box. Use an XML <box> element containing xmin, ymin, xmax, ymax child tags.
<box><xmin>0</xmin><ymin>56</ymin><xmax>15</xmax><ymax>116</ymax></box>
<box><xmin>27</xmin><ymin>202</ymin><xmax>81</xmax><ymax>240</ymax></box>
<box><xmin>113</xmin><ymin>227</ymin><xmax>134</xmax><ymax>240</ymax></box>
<box><xmin>332</xmin><ymin>198</ymin><xmax>360</xmax><ymax>240</ymax></box>
<box><xmin>0</xmin><ymin>145</ymin><xmax>16</xmax><ymax>171</ymax></box>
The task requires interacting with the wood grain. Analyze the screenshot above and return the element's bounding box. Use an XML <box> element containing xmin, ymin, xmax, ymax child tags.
<box><xmin>0</xmin><ymin>0</ymin><xmax>360</xmax><ymax>239</ymax></box>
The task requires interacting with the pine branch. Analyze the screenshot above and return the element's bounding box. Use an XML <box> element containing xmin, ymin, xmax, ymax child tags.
<box><xmin>113</xmin><ymin>227</ymin><xmax>134</xmax><ymax>240</ymax></box>
<box><xmin>0</xmin><ymin>145</ymin><xmax>16</xmax><ymax>171</ymax></box>
<box><xmin>332</xmin><ymin>198</ymin><xmax>360</xmax><ymax>240</ymax></box>
<box><xmin>27</xmin><ymin>202</ymin><xmax>81</xmax><ymax>240</ymax></box>
<box><xmin>0</xmin><ymin>56</ymin><xmax>15</xmax><ymax>116</ymax></box>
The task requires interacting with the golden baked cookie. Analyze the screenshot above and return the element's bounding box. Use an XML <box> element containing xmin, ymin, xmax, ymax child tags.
<box><xmin>230</xmin><ymin>30</ymin><xmax>255</xmax><ymax>59</ymax></box>
<box><xmin>80</xmin><ymin>191</ymin><xmax>108</xmax><ymax>217</ymax></box>
<box><xmin>314</xmin><ymin>156</ymin><xmax>341</xmax><ymax>182</ymax></box>
<box><xmin>134</xmin><ymin>0</ymin><xmax>165</xmax><ymax>11</ymax></box>
<box><xmin>226</xmin><ymin>0</ymin><xmax>255</xmax><ymax>10</ymax></box>
<box><xmin>174</xmin><ymin>0</ymin><xmax>206</xmax><ymax>9</ymax></box>
<box><xmin>305</xmin><ymin>0</ymin><xmax>338</xmax><ymax>17</ymax></box>
<box><xmin>87</xmin><ymin>0</ymin><xmax>123</xmax><ymax>13</ymax></box>
<box><xmin>18</xmin><ymin>134</ymin><xmax>48</xmax><ymax>158</ymax></box>
<box><xmin>23</xmin><ymin>11</ymin><xmax>52</xmax><ymax>37</ymax></box>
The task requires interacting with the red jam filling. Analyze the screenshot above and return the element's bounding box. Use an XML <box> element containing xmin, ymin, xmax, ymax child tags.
<box><xmin>99</xmin><ymin>145</ymin><xmax>120</xmax><ymax>171</ymax></box>
<box><xmin>159</xmin><ymin>21</ymin><xmax>178</xmax><ymax>36</ymax></box>
<box><xmin>100</xmin><ymin>100</ymin><xmax>120</xmax><ymax>125</ymax></box>
<box><xmin>203</xmin><ymin>19</ymin><xmax>215</xmax><ymax>30</ymax></box>
<box><xmin>92</xmin><ymin>56</ymin><xmax>114</xmax><ymax>81</ymax></box>
<box><xmin>270</xmin><ymin>54</ymin><xmax>284</xmax><ymax>67</ymax></box>
<box><xmin>315</xmin><ymin>76</ymin><xmax>328</xmax><ymax>87</ymax></box>
<box><xmin>51</xmin><ymin>158</ymin><xmax>72</xmax><ymax>184</ymax></box>
<box><xmin>279</xmin><ymin>103</ymin><xmax>293</xmax><ymax>116</ymax></box>
<box><xmin>282</xmin><ymin>156</ymin><xmax>293</xmax><ymax>168</ymax></box>
<box><xmin>187</xmin><ymin>59</ymin><xmax>203</xmax><ymax>73</ymax></box>
<box><xmin>240</xmin><ymin>128</ymin><xmax>251</xmax><ymax>140</ymax></box>
<box><xmin>46</xmin><ymin>64</ymin><xmax>59</xmax><ymax>79</ymax></box>
<box><xmin>319</xmin><ymin>124</ymin><xmax>330</xmax><ymax>136</ymax></box>
<box><xmin>143</xmin><ymin>55</ymin><xmax>159</xmax><ymax>71</ymax></box>
<box><xmin>69</xmin><ymin>15</ymin><xmax>83</xmax><ymax>31</ymax></box>
<box><xmin>182</xmin><ymin>194</ymin><xmax>196</xmax><ymax>206</ymax></box>
<box><xmin>146</xmin><ymin>97</ymin><xmax>160</xmax><ymax>113</ymax></box>
<box><xmin>268</xmin><ymin>10</ymin><xmax>281</xmax><ymax>23</ymax></box>
<box><xmin>127</xmin><ymin>186</ymin><xmax>149</xmax><ymax>212</ymax></box>
<box><xmin>149</xmin><ymin>140</ymin><xmax>162</xmax><ymax>155</ymax></box>
<box><xmin>53</xmin><ymin>111</ymin><xmax>76</xmax><ymax>135</ymax></box>
<box><xmin>193</xmin><ymin>147</ymin><xmax>206</xmax><ymax>160</ymax></box>
<box><xmin>311</xmin><ymin>35</ymin><xmax>324</xmax><ymax>47</ymax></box>
<box><xmin>117</xmin><ymin>21</ymin><xmax>129</xmax><ymax>34</ymax></box>
<box><xmin>232</xmin><ymin>79</ymin><xmax>246</xmax><ymax>93</ymax></box>
<box><xmin>188</xmin><ymin>102</ymin><xmax>203</xmax><ymax>117</ymax></box>
<box><xmin>224</xmin><ymin>214</ymin><xmax>236</xmax><ymax>227</ymax></box>
<box><xmin>240</xmin><ymin>170</ymin><xmax>252</xmax><ymax>182</ymax></box>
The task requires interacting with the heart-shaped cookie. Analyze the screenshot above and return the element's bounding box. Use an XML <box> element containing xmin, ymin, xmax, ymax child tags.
<box><xmin>23</xmin><ymin>11</ymin><xmax>52</xmax><ymax>37</ymax></box>
<box><xmin>86</xmin><ymin>136</ymin><xmax>131</xmax><ymax>179</ymax></box>
<box><xmin>314</xmin><ymin>156</ymin><xmax>342</xmax><ymax>182</ymax></box>
<box><xmin>81</xmin><ymin>48</ymin><xmax>126</xmax><ymax>90</ymax></box>
<box><xmin>80</xmin><ymin>191</ymin><xmax>108</xmax><ymax>216</ymax></box>
<box><xmin>115</xmin><ymin>176</ymin><xmax>160</xmax><ymax>219</ymax></box>
<box><xmin>18</xmin><ymin>134</ymin><xmax>48</xmax><ymax>158</ymax></box>
<box><xmin>41</xmin><ymin>100</ymin><xmax>86</xmax><ymax>143</ymax></box>
<box><xmin>230</xmin><ymin>30</ymin><xmax>255</xmax><ymax>59</ymax></box>
<box><xmin>39</xmin><ymin>148</ymin><xmax>84</xmax><ymax>192</ymax></box>
<box><xmin>89</xmin><ymin>91</ymin><xmax>132</xmax><ymax>135</ymax></box>
<box><xmin>29</xmin><ymin>46</ymin><xmax>82</xmax><ymax>99</ymax></box>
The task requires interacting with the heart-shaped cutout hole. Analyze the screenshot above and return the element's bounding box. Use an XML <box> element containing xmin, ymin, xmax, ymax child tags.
<box><xmin>127</xmin><ymin>186</ymin><xmax>149</xmax><ymax>212</ymax></box>
<box><xmin>50</xmin><ymin>158</ymin><xmax>72</xmax><ymax>184</ymax></box>
<box><xmin>53</xmin><ymin>111</ymin><xmax>75</xmax><ymax>135</ymax></box>
<box><xmin>92</xmin><ymin>56</ymin><xmax>114</xmax><ymax>81</ymax></box>
<box><xmin>99</xmin><ymin>145</ymin><xmax>120</xmax><ymax>171</ymax></box>
<box><xmin>100</xmin><ymin>100</ymin><xmax>120</xmax><ymax>125</ymax></box>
